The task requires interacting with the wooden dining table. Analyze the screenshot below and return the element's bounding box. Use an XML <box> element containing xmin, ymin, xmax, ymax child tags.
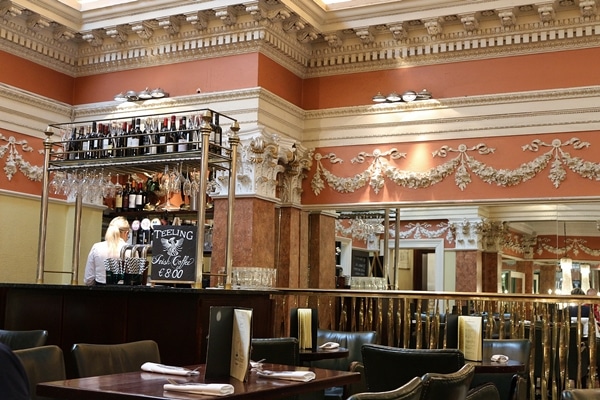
<box><xmin>299</xmin><ymin>347</ymin><xmax>349</xmax><ymax>363</ymax></box>
<box><xmin>37</xmin><ymin>363</ymin><xmax>360</xmax><ymax>400</ymax></box>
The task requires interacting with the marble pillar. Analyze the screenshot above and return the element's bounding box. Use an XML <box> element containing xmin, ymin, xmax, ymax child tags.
<box><xmin>455</xmin><ymin>250</ymin><xmax>480</xmax><ymax>292</ymax></box>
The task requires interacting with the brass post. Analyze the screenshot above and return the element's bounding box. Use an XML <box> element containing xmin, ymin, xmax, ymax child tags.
<box><xmin>36</xmin><ymin>127</ymin><xmax>54</xmax><ymax>284</ymax></box>
<box><xmin>225</xmin><ymin>121</ymin><xmax>240</xmax><ymax>290</ymax></box>
<box><xmin>194</xmin><ymin>110</ymin><xmax>211</xmax><ymax>288</ymax></box>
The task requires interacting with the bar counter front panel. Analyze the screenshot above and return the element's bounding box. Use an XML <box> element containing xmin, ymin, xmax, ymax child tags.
<box><xmin>0</xmin><ymin>284</ymin><xmax>273</xmax><ymax>378</ymax></box>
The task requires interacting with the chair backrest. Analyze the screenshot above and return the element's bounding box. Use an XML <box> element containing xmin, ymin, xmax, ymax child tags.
<box><xmin>466</xmin><ymin>382</ymin><xmax>501</xmax><ymax>400</ymax></box>
<box><xmin>71</xmin><ymin>340</ymin><xmax>161</xmax><ymax>378</ymax></box>
<box><xmin>0</xmin><ymin>342</ymin><xmax>29</xmax><ymax>400</ymax></box>
<box><xmin>346</xmin><ymin>376</ymin><xmax>423</xmax><ymax>400</ymax></box>
<box><xmin>420</xmin><ymin>363</ymin><xmax>475</xmax><ymax>400</ymax></box>
<box><xmin>14</xmin><ymin>345</ymin><xmax>66</xmax><ymax>400</ymax></box>
<box><xmin>312</xmin><ymin>329</ymin><xmax>377</xmax><ymax>371</ymax></box>
<box><xmin>361</xmin><ymin>344</ymin><xmax>465</xmax><ymax>392</ymax></box>
<box><xmin>251</xmin><ymin>337</ymin><xmax>299</xmax><ymax>366</ymax></box>
<box><xmin>562</xmin><ymin>389</ymin><xmax>600</xmax><ymax>400</ymax></box>
<box><xmin>0</xmin><ymin>329</ymin><xmax>48</xmax><ymax>350</ymax></box>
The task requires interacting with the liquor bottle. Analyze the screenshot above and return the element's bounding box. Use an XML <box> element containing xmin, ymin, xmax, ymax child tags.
<box><xmin>114</xmin><ymin>184</ymin><xmax>123</xmax><ymax>212</ymax></box>
<box><xmin>209</xmin><ymin>113</ymin><xmax>222</xmax><ymax>154</ymax></box>
<box><xmin>141</xmin><ymin>119</ymin><xmax>153</xmax><ymax>155</ymax></box>
<box><xmin>129</xmin><ymin>118</ymin><xmax>140</xmax><ymax>157</ymax></box>
<box><xmin>121</xmin><ymin>183</ymin><xmax>130</xmax><ymax>212</ymax></box>
<box><xmin>67</xmin><ymin>127</ymin><xmax>79</xmax><ymax>160</ymax></box>
<box><xmin>96</xmin><ymin>123</ymin><xmax>105</xmax><ymax>158</ymax></box>
<box><xmin>128</xmin><ymin>181</ymin><xmax>137</xmax><ymax>211</ymax></box>
<box><xmin>177</xmin><ymin>116</ymin><xmax>189</xmax><ymax>152</ymax></box>
<box><xmin>102</xmin><ymin>123</ymin><xmax>114</xmax><ymax>158</ymax></box>
<box><xmin>115</xmin><ymin>122</ymin><xmax>127</xmax><ymax>158</ymax></box>
<box><xmin>81</xmin><ymin>125</ymin><xmax>91</xmax><ymax>160</ymax></box>
<box><xmin>165</xmin><ymin>116</ymin><xmax>176</xmax><ymax>153</ymax></box>
<box><xmin>135</xmin><ymin>182</ymin><xmax>145</xmax><ymax>211</ymax></box>
<box><xmin>158</xmin><ymin>118</ymin><xmax>168</xmax><ymax>154</ymax></box>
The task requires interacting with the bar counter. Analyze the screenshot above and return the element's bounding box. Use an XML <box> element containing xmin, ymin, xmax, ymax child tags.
<box><xmin>0</xmin><ymin>284</ymin><xmax>274</xmax><ymax>378</ymax></box>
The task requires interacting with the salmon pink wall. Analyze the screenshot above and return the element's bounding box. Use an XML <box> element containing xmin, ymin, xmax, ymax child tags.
<box><xmin>0</xmin><ymin>128</ymin><xmax>45</xmax><ymax>196</ymax></box>
<box><xmin>302</xmin><ymin>48</ymin><xmax>600</xmax><ymax>110</ymax></box>
<box><xmin>303</xmin><ymin>131</ymin><xmax>600</xmax><ymax>206</ymax></box>
<box><xmin>73</xmin><ymin>53</ymin><xmax>260</xmax><ymax>105</ymax></box>
<box><xmin>0</xmin><ymin>50</ymin><xmax>74</xmax><ymax>104</ymax></box>
<box><xmin>257</xmin><ymin>54</ymin><xmax>303</xmax><ymax>107</ymax></box>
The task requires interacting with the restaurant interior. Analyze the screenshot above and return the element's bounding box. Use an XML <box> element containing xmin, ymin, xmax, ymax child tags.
<box><xmin>2</xmin><ymin>0</ymin><xmax>600</xmax><ymax>399</ymax></box>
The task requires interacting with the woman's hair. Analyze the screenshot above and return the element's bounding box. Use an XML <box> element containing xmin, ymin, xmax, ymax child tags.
<box><xmin>105</xmin><ymin>216</ymin><xmax>130</xmax><ymax>257</ymax></box>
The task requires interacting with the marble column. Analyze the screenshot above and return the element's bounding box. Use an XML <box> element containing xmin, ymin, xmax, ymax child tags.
<box><xmin>455</xmin><ymin>250</ymin><xmax>480</xmax><ymax>292</ymax></box>
<box><xmin>308</xmin><ymin>212</ymin><xmax>336</xmax><ymax>289</ymax></box>
<box><xmin>277</xmin><ymin>206</ymin><xmax>307</xmax><ymax>289</ymax></box>
<box><xmin>515</xmin><ymin>260</ymin><xmax>535</xmax><ymax>294</ymax></box>
<box><xmin>481</xmin><ymin>251</ymin><xmax>501</xmax><ymax>292</ymax></box>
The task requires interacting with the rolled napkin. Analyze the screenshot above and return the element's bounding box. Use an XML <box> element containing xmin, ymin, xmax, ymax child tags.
<box><xmin>257</xmin><ymin>370</ymin><xmax>316</xmax><ymax>382</ymax></box>
<box><xmin>319</xmin><ymin>342</ymin><xmax>340</xmax><ymax>350</ymax></box>
<box><xmin>141</xmin><ymin>362</ymin><xmax>200</xmax><ymax>376</ymax></box>
<box><xmin>490</xmin><ymin>354</ymin><xmax>509</xmax><ymax>363</ymax></box>
<box><xmin>164</xmin><ymin>382</ymin><xmax>234</xmax><ymax>396</ymax></box>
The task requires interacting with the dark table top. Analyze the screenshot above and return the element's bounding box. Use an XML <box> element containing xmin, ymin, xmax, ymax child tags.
<box><xmin>299</xmin><ymin>347</ymin><xmax>349</xmax><ymax>362</ymax></box>
<box><xmin>37</xmin><ymin>363</ymin><xmax>360</xmax><ymax>400</ymax></box>
<box><xmin>468</xmin><ymin>359</ymin><xmax>525</xmax><ymax>374</ymax></box>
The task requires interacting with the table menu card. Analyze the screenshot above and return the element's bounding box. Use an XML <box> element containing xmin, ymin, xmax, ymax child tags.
<box><xmin>458</xmin><ymin>315</ymin><xmax>483</xmax><ymax>361</ymax></box>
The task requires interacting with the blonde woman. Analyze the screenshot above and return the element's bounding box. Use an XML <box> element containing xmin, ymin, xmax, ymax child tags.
<box><xmin>84</xmin><ymin>216</ymin><xmax>130</xmax><ymax>285</ymax></box>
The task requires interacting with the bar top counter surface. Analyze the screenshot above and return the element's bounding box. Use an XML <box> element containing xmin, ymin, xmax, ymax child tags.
<box><xmin>0</xmin><ymin>283</ymin><xmax>275</xmax><ymax>378</ymax></box>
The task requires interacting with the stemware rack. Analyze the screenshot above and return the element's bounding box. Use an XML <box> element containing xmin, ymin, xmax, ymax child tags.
<box><xmin>37</xmin><ymin>108</ymin><xmax>239</xmax><ymax>287</ymax></box>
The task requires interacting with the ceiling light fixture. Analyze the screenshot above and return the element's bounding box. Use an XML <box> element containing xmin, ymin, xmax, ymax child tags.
<box><xmin>372</xmin><ymin>89</ymin><xmax>433</xmax><ymax>103</ymax></box>
<box><xmin>113</xmin><ymin>88</ymin><xmax>169</xmax><ymax>102</ymax></box>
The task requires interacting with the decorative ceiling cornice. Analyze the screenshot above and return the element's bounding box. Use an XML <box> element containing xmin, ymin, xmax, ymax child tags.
<box><xmin>1</xmin><ymin>0</ymin><xmax>599</xmax><ymax>79</ymax></box>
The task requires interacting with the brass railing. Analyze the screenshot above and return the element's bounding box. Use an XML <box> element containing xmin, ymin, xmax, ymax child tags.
<box><xmin>269</xmin><ymin>289</ymin><xmax>599</xmax><ymax>400</ymax></box>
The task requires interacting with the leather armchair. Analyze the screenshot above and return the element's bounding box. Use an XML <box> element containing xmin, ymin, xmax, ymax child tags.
<box><xmin>346</xmin><ymin>376</ymin><xmax>423</xmax><ymax>400</ymax></box>
<box><xmin>562</xmin><ymin>389</ymin><xmax>600</xmax><ymax>400</ymax></box>
<box><xmin>420</xmin><ymin>363</ymin><xmax>475</xmax><ymax>400</ymax></box>
<box><xmin>466</xmin><ymin>382</ymin><xmax>501</xmax><ymax>400</ymax></box>
<box><xmin>71</xmin><ymin>340</ymin><xmax>161</xmax><ymax>378</ymax></box>
<box><xmin>361</xmin><ymin>344</ymin><xmax>465</xmax><ymax>392</ymax></box>
<box><xmin>251</xmin><ymin>337</ymin><xmax>299</xmax><ymax>366</ymax></box>
<box><xmin>0</xmin><ymin>329</ymin><xmax>48</xmax><ymax>350</ymax></box>
<box><xmin>312</xmin><ymin>329</ymin><xmax>377</xmax><ymax>399</ymax></box>
<box><xmin>470</xmin><ymin>339</ymin><xmax>531</xmax><ymax>400</ymax></box>
<box><xmin>14</xmin><ymin>345</ymin><xmax>66</xmax><ymax>400</ymax></box>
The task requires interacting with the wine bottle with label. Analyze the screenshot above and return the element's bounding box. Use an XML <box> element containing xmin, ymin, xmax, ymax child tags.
<box><xmin>128</xmin><ymin>181</ymin><xmax>137</xmax><ymax>210</ymax></box>
<box><xmin>122</xmin><ymin>183</ymin><xmax>130</xmax><ymax>212</ymax></box>
<box><xmin>166</xmin><ymin>116</ymin><xmax>176</xmax><ymax>153</ymax></box>
<box><xmin>67</xmin><ymin>127</ymin><xmax>79</xmax><ymax>160</ymax></box>
<box><xmin>114</xmin><ymin>183</ymin><xmax>123</xmax><ymax>212</ymax></box>
<box><xmin>157</xmin><ymin>118</ymin><xmax>168</xmax><ymax>154</ymax></box>
<box><xmin>129</xmin><ymin>118</ymin><xmax>141</xmax><ymax>157</ymax></box>
<box><xmin>177</xmin><ymin>116</ymin><xmax>189</xmax><ymax>152</ymax></box>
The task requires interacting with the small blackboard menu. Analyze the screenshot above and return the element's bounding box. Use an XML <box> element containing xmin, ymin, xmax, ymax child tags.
<box><xmin>150</xmin><ymin>225</ymin><xmax>197</xmax><ymax>283</ymax></box>
<box><xmin>351</xmin><ymin>250</ymin><xmax>369</xmax><ymax>277</ymax></box>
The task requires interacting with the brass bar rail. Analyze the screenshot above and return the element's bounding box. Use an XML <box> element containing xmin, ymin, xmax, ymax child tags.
<box><xmin>269</xmin><ymin>289</ymin><xmax>600</xmax><ymax>400</ymax></box>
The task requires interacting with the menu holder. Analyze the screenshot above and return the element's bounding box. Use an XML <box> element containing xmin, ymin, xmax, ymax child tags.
<box><xmin>205</xmin><ymin>306</ymin><xmax>253</xmax><ymax>382</ymax></box>
<box><xmin>290</xmin><ymin>308</ymin><xmax>318</xmax><ymax>351</ymax></box>
<box><xmin>458</xmin><ymin>315</ymin><xmax>483</xmax><ymax>362</ymax></box>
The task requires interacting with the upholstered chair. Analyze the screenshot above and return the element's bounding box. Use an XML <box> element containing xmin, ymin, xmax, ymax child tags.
<box><xmin>0</xmin><ymin>329</ymin><xmax>48</xmax><ymax>350</ymax></box>
<box><xmin>420</xmin><ymin>363</ymin><xmax>475</xmax><ymax>400</ymax></box>
<box><xmin>361</xmin><ymin>344</ymin><xmax>465</xmax><ymax>392</ymax></box>
<box><xmin>14</xmin><ymin>345</ymin><xmax>66</xmax><ymax>400</ymax></box>
<box><xmin>346</xmin><ymin>376</ymin><xmax>423</xmax><ymax>400</ymax></box>
<box><xmin>466</xmin><ymin>382</ymin><xmax>501</xmax><ymax>400</ymax></box>
<box><xmin>251</xmin><ymin>337</ymin><xmax>300</xmax><ymax>366</ymax></box>
<box><xmin>312</xmin><ymin>329</ymin><xmax>377</xmax><ymax>398</ymax></box>
<box><xmin>71</xmin><ymin>340</ymin><xmax>161</xmax><ymax>378</ymax></box>
<box><xmin>562</xmin><ymin>389</ymin><xmax>600</xmax><ymax>400</ymax></box>
<box><xmin>470</xmin><ymin>339</ymin><xmax>531</xmax><ymax>400</ymax></box>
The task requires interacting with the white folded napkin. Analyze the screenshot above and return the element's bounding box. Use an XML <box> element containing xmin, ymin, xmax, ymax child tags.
<box><xmin>490</xmin><ymin>354</ymin><xmax>509</xmax><ymax>363</ymax></box>
<box><xmin>141</xmin><ymin>362</ymin><xmax>200</xmax><ymax>376</ymax></box>
<box><xmin>257</xmin><ymin>370</ymin><xmax>316</xmax><ymax>382</ymax></box>
<box><xmin>319</xmin><ymin>342</ymin><xmax>340</xmax><ymax>350</ymax></box>
<box><xmin>164</xmin><ymin>383</ymin><xmax>234</xmax><ymax>396</ymax></box>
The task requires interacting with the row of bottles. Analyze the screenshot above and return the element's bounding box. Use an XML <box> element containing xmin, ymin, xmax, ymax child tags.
<box><xmin>114</xmin><ymin>181</ymin><xmax>148</xmax><ymax>213</ymax></box>
<box><xmin>63</xmin><ymin>113</ymin><xmax>223</xmax><ymax>160</ymax></box>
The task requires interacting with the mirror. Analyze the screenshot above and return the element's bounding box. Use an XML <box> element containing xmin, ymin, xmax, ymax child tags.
<box><xmin>330</xmin><ymin>202</ymin><xmax>600</xmax><ymax>293</ymax></box>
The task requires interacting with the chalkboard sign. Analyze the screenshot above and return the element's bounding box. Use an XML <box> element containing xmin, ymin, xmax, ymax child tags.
<box><xmin>351</xmin><ymin>250</ymin><xmax>369</xmax><ymax>277</ymax></box>
<box><xmin>150</xmin><ymin>225</ymin><xmax>197</xmax><ymax>283</ymax></box>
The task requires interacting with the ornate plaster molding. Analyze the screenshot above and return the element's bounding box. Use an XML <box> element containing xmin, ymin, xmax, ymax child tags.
<box><xmin>0</xmin><ymin>133</ymin><xmax>43</xmax><ymax>181</ymax></box>
<box><xmin>311</xmin><ymin>137</ymin><xmax>600</xmax><ymax>196</ymax></box>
